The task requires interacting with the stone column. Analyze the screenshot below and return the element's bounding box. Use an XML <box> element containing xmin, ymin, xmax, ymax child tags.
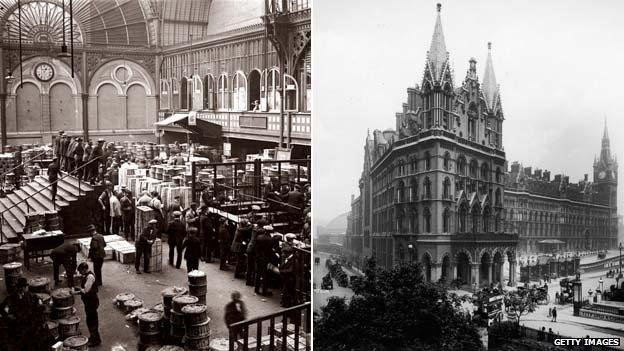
<box><xmin>499</xmin><ymin>257</ymin><xmax>506</xmax><ymax>284</ymax></box>
<box><xmin>509</xmin><ymin>260</ymin><xmax>517</xmax><ymax>286</ymax></box>
<box><xmin>471</xmin><ymin>263</ymin><xmax>480</xmax><ymax>286</ymax></box>
<box><xmin>452</xmin><ymin>262</ymin><xmax>458</xmax><ymax>281</ymax></box>
<box><xmin>0</xmin><ymin>93</ymin><xmax>6</xmax><ymax>151</ymax></box>
<box><xmin>81</xmin><ymin>93</ymin><xmax>89</xmax><ymax>141</ymax></box>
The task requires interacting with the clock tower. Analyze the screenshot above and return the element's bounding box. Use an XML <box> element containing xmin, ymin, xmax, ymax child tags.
<box><xmin>593</xmin><ymin>119</ymin><xmax>618</xmax><ymax>247</ymax></box>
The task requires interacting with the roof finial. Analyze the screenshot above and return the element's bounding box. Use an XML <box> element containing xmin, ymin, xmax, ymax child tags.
<box><xmin>437</xmin><ymin>3</ymin><xmax>441</xmax><ymax>12</ymax></box>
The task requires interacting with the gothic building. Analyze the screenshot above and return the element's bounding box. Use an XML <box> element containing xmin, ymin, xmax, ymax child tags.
<box><xmin>345</xmin><ymin>4</ymin><xmax>518</xmax><ymax>287</ymax></box>
<box><xmin>505</xmin><ymin>123</ymin><xmax>618</xmax><ymax>254</ymax></box>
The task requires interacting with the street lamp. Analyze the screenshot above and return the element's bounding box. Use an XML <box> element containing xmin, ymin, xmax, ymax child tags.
<box><xmin>599</xmin><ymin>277</ymin><xmax>604</xmax><ymax>293</ymax></box>
<box><xmin>573</xmin><ymin>279</ymin><xmax>582</xmax><ymax>316</ymax></box>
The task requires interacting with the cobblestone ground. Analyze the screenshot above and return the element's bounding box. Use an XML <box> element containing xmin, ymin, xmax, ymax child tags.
<box><xmin>0</xmin><ymin>243</ymin><xmax>282</xmax><ymax>350</ymax></box>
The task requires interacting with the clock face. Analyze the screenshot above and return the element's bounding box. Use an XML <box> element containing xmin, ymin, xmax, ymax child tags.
<box><xmin>34</xmin><ymin>63</ymin><xmax>54</xmax><ymax>82</ymax></box>
<box><xmin>598</xmin><ymin>171</ymin><xmax>606</xmax><ymax>180</ymax></box>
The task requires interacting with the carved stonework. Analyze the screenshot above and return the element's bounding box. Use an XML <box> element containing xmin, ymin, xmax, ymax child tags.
<box><xmin>291</xmin><ymin>30</ymin><xmax>311</xmax><ymax>63</ymax></box>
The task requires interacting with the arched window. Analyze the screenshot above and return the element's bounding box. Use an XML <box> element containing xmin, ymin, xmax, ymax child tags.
<box><xmin>443</xmin><ymin>208</ymin><xmax>450</xmax><ymax>232</ymax></box>
<box><xmin>443</xmin><ymin>152</ymin><xmax>451</xmax><ymax>171</ymax></box>
<box><xmin>248</xmin><ymin>70</ymin><xmax>261</xmax><ymax>110</ymax></box>
<box><xmin>411</xmin><ymin>208</ymin><xmax>419</xmax><ymax>233</ymax></box>
<box><xmin>495</xmin><ymin>211</ymin><xmax>501</xmax><ymax>232</ymax></box>
<box><xmin>424</xmin><ymin>177</ymin><xmax>431</xmax><ymax>199</ymax></box>
<box><xmin>397</xmin><ymin>180</ymin><xmax>405</xmax><ymax>203</ymax></box>
<box><xmin>218</xmin><ymin>73</ymin><xmax>229</xmax><ymax>109</ymax></box>
<box><xmin>284</xmin><ymin>73</ymin><xmax>299</xmax><ymax>111</ymax></box>
<box><xmin>424</xmin><ymin>152</ymin><xmax>431</xmax><ymax>170</ymax></box>
<box><xmin>472</xmin><ymin>206</ymin><xmax>480</xmax><ymax>233</ymax></box>
<box><xmin>495</xmin><ymin>167</ymin><xmax>502</xmax><ymax>183</ymax></box>
<box><xmin>459</xmin><ymin>203</ymin><xmax>468</xmax><ymax>233</ymax></box>
<box><xmin>483</xmin><ymin>206</ymin><xmax>491</xmax><ymax>232</ymax></box>
<box><xmin>410</xmin><ymin>177</ymin><xmax>418</xmax><ymax>202</ymax></box>
<box><xmin>267</xmin><ymin>68</ymin><xmax>281</xmax><ymax>111</ymax></box>
<box><xmin>443</xmin><ymin>177</ymin><xmax>451</xmax><ymax>200</ymax></box>
<box><xmin>424</xmin><ymin>208</ymin><xmax>431</xmax><ymax>233</ymax></box>
<box><xmin>160</xmin><ymin>79</ymin><xmax>170</xmax><ymax>110</ymax></box>
<box><xmin>495</xmin><ymin>188</ymin><xmax>501</xmax><ymax>206</ymax></box>
<box><xmin>457</xmin><ymin>155</ymin><xmax>466</xmax><ymax>175</ymax></box>
<box><xmin>232</xmin><ymin>72</ymin><xmax>247</xmax><ymax>111</ymax></box>
<box><xmin>469</xmin><ymin>160</ymin><xmax>478</xmax><ymax>178</ymax></box>
<box><xmin>203</xmin><ymin>74</ymin><xmax>215</xmax><ymax>110</ymax></box>
<box><xmin>480</xmin><ymin>163</ymin><xmax>489</xmax><ymax>180</ymax></box>
<box><xmin>180</xmin><ymin>77</ymin><xmax>189</xmax><ymax>110</ymax></box>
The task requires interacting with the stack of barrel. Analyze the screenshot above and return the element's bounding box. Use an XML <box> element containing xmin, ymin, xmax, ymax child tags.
<box><xmin>162</xmin><ymin>286</ymin><xmax>187</xmax><ymax>343</ymax></box>
<box><xmin>138</xmin><ymin>310</ymin><xmax>164</xmax><ymax>349</ymax></box>
<box><xmin>0</xmin><ymin>244</ymin><xmax>22</xmax><ymax>264</ymax></box>
<box><xmin>43</xmin><ymin>210</ymin><xmax>61</xmax><ymax>231</ymax></box>
<box><xmin>170</xmin><ymin>295</ymin><xmax>198</xmax><ymax>345</ymax></box>
<box><xmin>63</xmin><ymin>335</ymin><xmax>89</xmax><ymax>351</ymax></box>
<box><xmin>188</xmin><ymin>270</ymin><xmax>207</xmax><ymax>305</ymax></box>
<box><xmin>3</xmin><ymin>262</ymin><xmax>23</xmax><ymax>294</ymax></box>
<box><xmin>28</xmin><ymin>277</ymin><xmax>52</xmax><ymax>319</ymax></box>
<box><xmin>182</xmin><ymin>304</ymin><xmax>211</xmax><ymax>350</ymax></box>
<box><xmin>52</xmin><ymin>288</ymin><xmax>81</xmax><ymax>340</ymax></box>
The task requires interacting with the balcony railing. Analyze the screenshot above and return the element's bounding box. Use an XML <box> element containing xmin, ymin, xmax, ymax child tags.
<box><xmin>195</xmin><ymin>111</ymin><xmax>311</xmax><ymax>141</ymax></box>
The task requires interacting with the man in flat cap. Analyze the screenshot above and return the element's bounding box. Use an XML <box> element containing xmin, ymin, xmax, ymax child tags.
<box><xmin>165</xmin><ymin>211</ymin><xmax>186</xmax><ymax>268</ymax></box>
<box><xmin>218</xmin><ymin>217</ymin><xmax>230</xmax><ymax>270</ymax></box>
<box><xmin>53</xmin><ymin>130</ymin><xmax>64</xmax><ymax>159</ymax></box>
<box><xmin>135</xmin><ymin>219</ymin><xmax>157</xmax><ymax>274</ymax></box>
<box><xmin>47</xmin><ymin>156</ymin><xmax>61</xmax><ymax>209</ymax></box>
<box><xmin>87</xmin><ymin>224</ymin><xmax>106</xmax><ymax>286</ymax></box>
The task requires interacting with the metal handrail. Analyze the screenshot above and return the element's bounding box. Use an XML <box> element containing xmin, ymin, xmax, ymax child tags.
<box><xmin>0</xmin><ymin>156</ymin><xmax>102</xmax><ymax>243</ymax></box>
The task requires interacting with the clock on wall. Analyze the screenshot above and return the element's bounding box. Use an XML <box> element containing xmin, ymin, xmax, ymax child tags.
<box><xmin>599</xmin><ymin>171</ymin><xmax>606</xmax><ymax>180</ymax></box>
<box><xmin>34</xmin><ymin>62</ymin><xmax>54</xmax><ymax>82</ymax></box>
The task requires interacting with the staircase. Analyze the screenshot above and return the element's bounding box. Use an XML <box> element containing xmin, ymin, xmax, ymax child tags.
<box><xmin>0</xmin><ymin>174</ymin><xmax>102</xmax><ymax>243</ymax></box>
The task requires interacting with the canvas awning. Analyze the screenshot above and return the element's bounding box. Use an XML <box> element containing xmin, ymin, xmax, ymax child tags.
<box><xmin>154</xmin><ymin>113</ymin><xmax>222</xmax><ymax>139</ymax></box>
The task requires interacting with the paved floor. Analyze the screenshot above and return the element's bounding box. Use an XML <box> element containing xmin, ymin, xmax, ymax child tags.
<box><xmin>0</xmin><ymin>242</ymin><xmax>282</xmax><ymax>350</ymax></box>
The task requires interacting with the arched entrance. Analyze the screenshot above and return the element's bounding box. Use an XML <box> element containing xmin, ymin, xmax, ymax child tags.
<box><xmin>480</xmin><ymin>252</ymin><xmax>491</xmax><ymax>286</ymax></box>
<box><xmin>422</xmin><ymin>253</ymin><xmax>432</xmax><ymax>282</ymax></box>
<box><xmin>441</xmin><ymin>255</ymin><xmax>451</xmax><ymax>282</ymax></box>
<box><xmin>493</xmin><ymin>251</ymin><xmax>504</xmax><ymax>284</ymax></box>
<box><xmin>248</xmin><ymin>70</ymin><xmax>261</xmax><ymax>110</ymax></box>
<box><xmin>456</xmin><ymin>252</ymin><xmax>471</xmax><ymax>284</ymax></box>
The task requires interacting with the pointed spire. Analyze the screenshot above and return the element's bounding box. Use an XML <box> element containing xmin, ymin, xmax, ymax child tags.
<box><xmin>427</xmin><ymin>3</ymin><xmax>448</xmax><ymax>81</ymax></box>
<box><xmin>600</xmin><ymin>117</ymin><xmax>611</xmax><ymax>162</ymax></box>
<box><xmin>482</xmin><ymin>42</ymin><xmax>499</xmax><ymax>111</ymax></box>
<box><xmin>603</xmin><ymin>117</ymin><xmax>609</xmax><ymax>141</ymax></box>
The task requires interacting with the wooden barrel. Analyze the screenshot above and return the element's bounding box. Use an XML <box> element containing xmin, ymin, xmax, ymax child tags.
<box><xmin>152</xmin><ymin>303</ymin><xmax>165</xmax><ymax>314</ymax></box>
<box><xmin>139</xmin><ymin>311</ymin><xmax>163</xmax><ymax>334</ymax></box>
<box><xmin>63</xmin><ymin>335</ymin><xmax>89</xmax><ymax>351</ymax></box>
<box><xmin>169</xmin><ymin>323</ymin><xmax>185</xmax><ymax>340</ymax></box>
<box><xmin>127</xmin><ymin>307</ymin><xmax>150</xmax><ymax>324</ymax></box>
<box><xmin>58</xmin><ymin>315</ymin><xmax>80</xmax><ymax>339</ymax></box>
<box><xmin>161</xmin><ymin>286</ymin><xmax>187</xmax><ymax>307</ymax></box>
<box><xmin>184</xmin><ymin>319</ymin><xmax>211</xmax><ymax>339</ymax></box>
<box><xmin>3</xmin><ymin>261</ymin><xmax>22</xmax><ymax>277</ymax></box>
<box><xmin>182</xmin><ymin>304</ymin><xmax>208</xmax><ymax>326</ymax></box>
<box><xmin>124</xmin><ymin>299</ymin><xmax>144</xmax><ymax>313</ymax></box>
<box><xmin>51</xmin><ymin>306</ymin><xmax>75</xmax><ymax>320</ymax></box>
<box><xmin>169</xmin><ymin>310</ymin><xmax>185</xmax><ymax>326</ymax></box>
<box><xmin>28</xmin><ymin>276</ymin><xmax>50</xmax><ymax>293</ymax></box>
<box><xmin>115</xmin><ymin>292</ymin><xmax>135</xmax><ymax>308</ymax></box>
<box><xmin>51</xmin><ymin>288</ymin><xmax>74</xmax><ymax>308</ymax></box>
<box><xmin>196</xmin><ymin>295</ymin><xmax>207</xmax><ymax>305</ymax></box>
<box><xmin>188</xmin><ymin>270</ymin><xmax>207</xmax><ymax>285</ymax></box>
<box><xmin>171</xmin><ymin>295</ymin><xmax>198</xmax><ymax>313</ymax></box>
<box><xmin>46</xmin><ymin>320</ymin><xmax>59</xmax><ymax>341</ymax></box>
<box><xmin>185</xmin><ymin>335</ymin><xmax>211</xmax><ymax>350</ymax></box>
<box><xmin>209</xmin><ymin>338</ymin><xmax>234</xmax><ymax>351</ymax></box>
<box><xmin>188</xmin><ymin>283</ymin><xmax>207</xmax><ymax>297</ymax></box>
<box><xmin>0</xmin><ymin>245</ymin><xmax>17</xmax><ymax>263</ymax></box>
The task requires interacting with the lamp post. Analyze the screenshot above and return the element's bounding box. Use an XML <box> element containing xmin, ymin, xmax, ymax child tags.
<box><xmin>573</xmin><ymin>279</ymin><xmax>582</xmax><ymax>316</ymax></box>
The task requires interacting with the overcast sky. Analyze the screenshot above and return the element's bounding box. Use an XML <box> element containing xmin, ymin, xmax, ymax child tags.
<box><xmin>312</xmin><ymin>0</ymin><xmax>624</xmax><ymax>225</ymax></box>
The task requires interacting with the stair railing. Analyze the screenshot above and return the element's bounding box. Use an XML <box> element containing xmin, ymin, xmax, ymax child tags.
<box><xmin>0</xmin><ymin>150</ymin><xmax>48</xmax><ymax>194</ymax></box>
<box><xmin>0</xmin><ymin>156</ymin><xmax>103</xmax><ymax>243</ymax></box>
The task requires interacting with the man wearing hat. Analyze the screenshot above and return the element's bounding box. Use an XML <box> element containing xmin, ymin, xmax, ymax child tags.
<box><xmin>98</xmin><ymin>182</ymin><xmax>113</xmax><ymax>235</ymax></box>
<box><xmin>60</xmin><ymin>134</ymin><xmax>71</xmax><ymax>171</ymax></box>
<box><xmin>182</xmin><ymin>227</ymin><xmax>201</xmax><ymax>272</ymax></box>
<box><xmin>50</xmin><ymin>241</ymin><xmax>81</xmax><ymax>287</ymax></box>
<box><xmin>53</xmin><ymin>130</ymin><xmax>64</xmax><ymax>158</ymax></box>
<box><xmin>47</xmin><ymin>156</ymin><xmax>61</xmax><ymax>208</ymax></box>
<box><xmin>232</xmin><ymin>219</ymin><xmax>252</xmax><ymax>279</ymax></box>
<box><xmin>218</xmin><ymin>217</ymin><xmax>230</xmax><ymax>270</ymax></box>
<box><xmin>254</xmin><ymin>227</ymin><xmax>274</xmax><ymax>296</ymax></box>
<box><xmin>0</xmin><ymin>277</ymin><xmax>49</xmax><ymax>349</ymax></box>
<box><xmin>185</xmin><ymin>202</ymin><xmax>199</xmax><ymax>232</ymax></box>
<box><xmin>120</xmin><ymin>187</ymin><xmax>135</xmax><ymax>241</ymax></box>
<box><xmin>87</xmin><ymin>224</ymin><xmax>106</xmax><ymax>286</ymax></box>
<box><xmin>88</xmin><ymin>138</ymin><xmax>105</xmax><ymax>183</ymax></box>
<box><xmin>135</xmin><ymin>219</ymin><xmax>157</xmax><ymax>274</ymax></box>
<box><xmin>75</xmin><ymin>262</ymin><xmax>102</xmax><ymax>346</ymax></box>
<box><xmin>73</xmin><ymin>137</ymin><xmax>84</xmax><ymax>178</ymax></box>
<box><xmin>286</xmin><ymin>184</ymin><xmax>305</xmax><ymax>226</ymax></box>
<box><xmin>280</xmin><ymin>234</ymin><xmax>297</xmax><ymax>307</ymax></box>
<box><xmin>246</xmin><ymin>218</ymin><xmax>267</xmax><ymax>286</ymax></box>
<box><xmin>165</xmin><ymin>211</ymin><xmax>186</xmax><ymax>268</ymax></box>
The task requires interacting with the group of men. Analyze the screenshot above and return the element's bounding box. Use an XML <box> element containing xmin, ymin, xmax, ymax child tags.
<box><xmin>53</xmin><ymin>130</ymin><xmax>108</xmax><ymax>183</ymax></box>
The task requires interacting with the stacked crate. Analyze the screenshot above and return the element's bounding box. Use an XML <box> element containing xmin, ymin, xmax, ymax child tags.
<box><xmin>149</xmin><ymin>238</ymin><xmax>162</xmax><ymax>272</ymax></box>
<box><xmin>109</xmin><ymin>240</ymin><xmax>136</xmax><ymax>264</ymax></box>
<box><xmin>136</xmin><ymin>206</ymin><xmax>156</xmax><ymax>232</ymax></box>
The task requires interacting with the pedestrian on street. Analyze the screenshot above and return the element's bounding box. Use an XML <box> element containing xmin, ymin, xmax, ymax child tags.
<box><xmin>547</xmin><ymin>328</ymin><xmax>554</xmax><ymax>342</ymax></box>
<box><xmin>87</xmin><ymin>224</ymin><xmax>106</xmax><ymax>286</ymax></box>
<box><xmin>183</xmin><ymin>228</ymin><xmax>201</xmax><ymax>272</ymax></box>
<box><xmin>74</xmin><ymin>262</ymin><xmax>101</xmax><ymax>346</ymax></box>
<box><xmin>254</xmin><ymin>227</ymin><xmax>273</xmax><ymax>297</ymax></box>
<box><xmin>120</xmin><ymin>189</ymin><xmax>135</xmax><ymax>241</ymax></box>
<box><xmin>548</xmin><ymin>307</ymin><xmax>552</xmax><ymax>318</ymax></box>
<box><xmin>135</xmin><ymin>219</ymin><xmax>157</xmax><ymax>274</ymax></box>
<box><xmin>218</xmin><ymin>218</ymin><xmax>230</xmax><ymax>270</ymax></box>
<box><xmin>551</xmin><ymin>306</ymin><xmax>557</xmax><ymax>322</ymax></box>
<box><xmin>224</xmin><ymin>291</ymin><xmax>247</xmax><ymax>340</ymax></box>
<box><xmin>50</xmin><ymin>241</ymin><xmax>80</xmax><ymax>287</ymax></box>
<box><xmin>165</xmin><ymin>211</ymin><xmax>186</xmax><ymax>268</ymax></box>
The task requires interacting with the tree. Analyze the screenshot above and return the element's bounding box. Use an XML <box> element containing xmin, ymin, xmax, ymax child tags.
<box><xmin>503</xmin><ymin>287</ymin><xmax>538</xmax><ymax>326</ymax></box>
<box><xmin>314</xmin><ymin>259</ymin><xmax>482</xmax><ymax>351</ymax></box>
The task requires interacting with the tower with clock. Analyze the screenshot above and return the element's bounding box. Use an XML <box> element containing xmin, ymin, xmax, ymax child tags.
<box><xmin>593</xmin><ymin>120</ymin><xmax>618</xmax><ymax>247</ymax></box>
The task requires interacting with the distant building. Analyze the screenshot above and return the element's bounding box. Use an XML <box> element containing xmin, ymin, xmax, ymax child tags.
<box><xmin>505</xmin><ymin>127</ymin><xmax>618</xmax><ymax>254</ymax></box>
<box><xmin>345</xmin><ymin>4</ymin><xmax>517</xmax><ymax>287</ymax></box>
<box><xmin>315</xmin><ymin>212</ymin><xmax>349</xmax><ymax>254</ymax></box>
